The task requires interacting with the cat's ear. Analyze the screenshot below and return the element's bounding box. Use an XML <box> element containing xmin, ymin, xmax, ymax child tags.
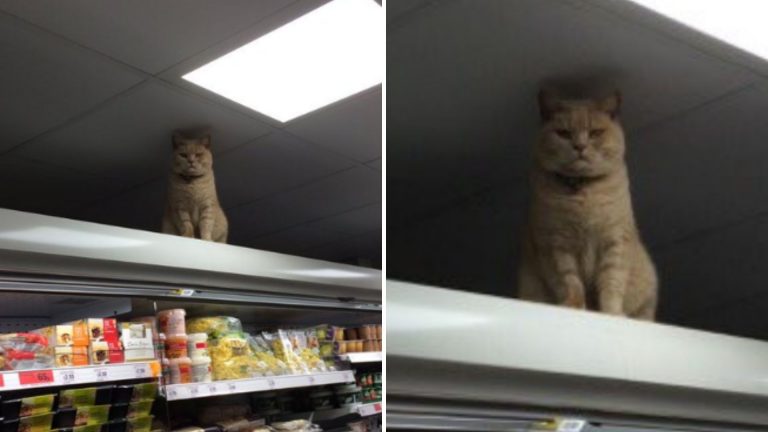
<box><xmin>200</xmin><ymin>134</ymin><xmax>211</xmax><ymax>149</ymax></box>
<box><xmin>172</xmin><ymin>132</ymin><xmax>183</xmax><ymax>149</ymax></box>
<box><xmin>538</xmin><ymin>88</ymin><xmax>561</xmax><ymax>122</ymax></box>
<box><xmin>597</xmin><ymin>91</ymin><xmax>621</xmax><ymax>119</ymax></box>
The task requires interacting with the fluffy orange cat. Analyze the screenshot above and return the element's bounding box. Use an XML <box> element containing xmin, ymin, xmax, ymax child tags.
<box><xmin>518</xmin><ymin>90</ymin><xmax>657</xmax><ymax>320</ymax></box>
<box><xmin>162</xmin><ymin>132</ymin><xmax>228</xmax><ymax>243</ymax></box>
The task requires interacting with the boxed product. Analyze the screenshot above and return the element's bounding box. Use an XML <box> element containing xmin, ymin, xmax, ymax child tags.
<box><xmin>87</xmin><ymin>319</ymin><xmax>104</xmax><ymax>342</ymax></box>
<box><xmin>126</xmin><ymin>401</ymin><xmax>153</xmax><ymax>419</ymax></box>
<box><xmin>58</xmin><ymin>387</ymin><xmax>113</xmax><ymax>408</ymax></box>
<box><xmin>2</xmin><ymin>412</ymin><xmax>53</xmax><ymax>432</ymax></box>
<box><xmin>120</xmin><ymin>323</ymin><xmax>154</xmax><ymax>362</ymax></box>
<box><xmin>55</xmin><ymin>405</ymin><xmax>110</xmax><ymax>428</ymax></box>
<box><xmin>102</xmin><ymin>319</ymin><xmax>119</xmax><ymax>343</ymax></box>
<box><xmin>2</xmin><ymin>349</ymin><xmax>54</xmax><ymax>371</ymax></box>
<box><xmin>89</xmin><ymin>341</ymin><xmax>124</xmax><ymax>365</ymax></box>
<box><xmin>55</xmin><ymin>346</ymin><xmax>89</xmax><ymax>367</ymax></box>
<box><xmin>57</xmin><ymin>325</ymin><xmax>75</xmax><ymax>346</ymax></box>
<box><xmin>72</xmin><ymin>321</ymin><xmax>91</xmax><ymax>347</ymax></box>
<box><xmin>127</xmin><ymin>416</ymin><xmax>153</xmax><ymax>432</ymax></box>
<box><xmin>129</xmin><ymin>383</ymin><xmax>158</xmax><ymax>403</ymax></box>
<box><xmin>1</xmin><ymin>395</ymin><xmax>55</xmax><ymax>419</ymax></box>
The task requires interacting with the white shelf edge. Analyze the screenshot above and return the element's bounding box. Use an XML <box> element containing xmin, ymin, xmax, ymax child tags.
<box><xmin>164</xmin><ymin>370</ymin><xmax>356</xmax><ymax>401</ymax></box>
<box><xmin>0</xmin><ymin>361</ymin><xmax>159</xmax><ymax>392</ymax></box>
<box><xmin>339</xmin><ymin>352</ymin><xmax>382</xmax><ymax>363</ymax></box>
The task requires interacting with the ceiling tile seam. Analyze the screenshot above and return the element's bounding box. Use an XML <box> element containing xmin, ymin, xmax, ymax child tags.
<box><xmin>250</xmin><ymin>201</ymin><xmax>383</xmax><ymax>239</ymax></box>
<box><xmin>579</xmin><ymin>0</ymin><xmax>768</xmax><ymax>82</ymax></box>
<box><xmin>386</xmin><ymin>0</ymin><xmax>449</xmax><ymax>31</ymax></box>
<box><xmin>0</xmin><ymin>79</ymin><xmax>151</xmax><ymax>162</ymax></box>
<box><xmin>150</xmin><ymin>0</ymin><xmax>306</xmax><ymax>77</ymax></box>
<box><xmin>224</xmin><ymin>165</ymin><xmax>372</xmax><ymax>212</ymax></box>
<box><xmin>281</xmin><ymin>129</ymin><xmax>381</xmax><ymax>168</ymax></box>
<box><xmin>0</xmin><ymin>9</ymin><xmax>151</xmax><ymax>77</ymax></box>
<box><xmin>627</xmin><ymin>83</ymin><xmax>757</xmax><ymax>138</ymax></box>
<box><xmin>300</xmin><ymin>228</ymin><xmax>382</xmax><ymax>254</ymax></box>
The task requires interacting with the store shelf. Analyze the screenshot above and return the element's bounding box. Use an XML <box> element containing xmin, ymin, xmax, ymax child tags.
<box><xmin>339</xmin><ymin>352</ymin><xmax>382</xmax><ymax>363</ymax></box>
<box><xmin>164</xmin><ymin>370</ymin><xmax>356</xmax><ymax>401</ymax></box>
<box><xmin>357</xmin><ymin>402</ymin><xmax>383</xmax><ymax>417</ymax></box>
<box><xmin>0</xmin><ymin>361</ymin><xmax>159</xmax><ymax>392</ymax></box>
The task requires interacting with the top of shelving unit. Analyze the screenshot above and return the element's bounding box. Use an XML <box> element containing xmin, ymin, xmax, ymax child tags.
<box><xmin>388</xmin><ymin>280</ymin><xmax>768</xmax><ymax>428</ymax></box>
<box><xmin>339</xmin><ymin>352</ymin><xmax>382</xmax><ymax>363</ymax></box>
<box><xmin>0</xmin><ymin>209</ymin><xmax>381</xmax><ymax>306</ymax></box>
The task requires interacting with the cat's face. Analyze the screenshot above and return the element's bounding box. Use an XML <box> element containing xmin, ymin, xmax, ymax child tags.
<box><xmin>172</xmin><ymin>134</ymin><xmax>213</xmax><ymax>177</ymax></box>
<box><xmin>535</xmin><ymin>91</ymin><xmax>625</xmax><ymax>178</ymax></box>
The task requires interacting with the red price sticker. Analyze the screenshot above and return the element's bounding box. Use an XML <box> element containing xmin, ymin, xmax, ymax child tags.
<box><xmin>374</xmin><ymin>403</ymin><xmax>381</xmax><ymax>412</ymax></box>
<box><xmin>0</xmin><ymin>373</ymin><xmax>4</xmax><ymax>387</ymax></box>
<box><xmin>19</xmin><ymin>370</ymin><xmax>54</xmax><ymax>386</ymax></box>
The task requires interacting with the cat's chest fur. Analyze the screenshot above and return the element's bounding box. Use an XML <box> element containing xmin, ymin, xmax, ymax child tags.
<box><xmin>168</xmin><ymin>179</ymin><xmax>216</xmax><ymax>219</ymax></box>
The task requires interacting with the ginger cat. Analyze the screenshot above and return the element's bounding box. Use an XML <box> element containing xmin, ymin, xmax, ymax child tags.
<box><xmin>161</xmin><ymin>132</ymin><xmax>228</xmax><ymax>243</ymax></box>
<box><xmin>518</xmin><ymin>90</ymin><xmax>657</xmax><ymax>320</ymax></box>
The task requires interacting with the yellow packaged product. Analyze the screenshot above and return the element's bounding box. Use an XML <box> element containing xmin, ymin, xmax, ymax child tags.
<box><xmin>209</xmin><ymin>333</ymin><xmax>257</xmax><ymax>381</ymax></box>
<box><xmin>247</xmin><ymin>334</ymin><xmax>289</xmax><ymax>376</ymax></box>
<box><xmin>186</xmin><ymin>317</ymin><xmax>242</xmax><ymax>339</ymax></box>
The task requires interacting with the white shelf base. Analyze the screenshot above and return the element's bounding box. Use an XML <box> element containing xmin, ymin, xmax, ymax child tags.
<box><xmin>357</xmin><ymin>402</ymin><xmax>383</xmax><ymax>417</ymax></box>
<box><xmin>339</xmin><ymin>352</ymin><xmax>382</xmax><ymax>363</ymax></box>
<box><xmin>0</xmin><ymin>361</ymin><xmax>159</xmax><ymax>392</ymax></box>
<box><xmin>164</xmin><ymin>370</ymin><xmax>355</xmax><ymax>401</ymax></box>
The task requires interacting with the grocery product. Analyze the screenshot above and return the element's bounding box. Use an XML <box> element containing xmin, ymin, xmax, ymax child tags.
<box><xmin>157</xmin><ymin>309</ymin><xmax>186</xmax><ymax>336</ymax></box>
<box><xmin>190</xmin><ymin>355</ymin><xmax>212</xmax><ymax>383</ymax></box>
<box><xmin>247</xmin><ymin>334</ymin><xmax>289</xmax><ymax>376</ymax></box>
<box><xmin>127</xmin><ymin>400</ymin><xmax>153</xmax><ymax>419</ymax></box>
<box><xmin>209</xmin><ymin>334</ymin><xmax>257</xmax><ymax>381</ymax></box>
<box><xmin>121</xmin><ymin>322</ymin><xmax>155</xmax><ymax>362</ymax></box>
<box><xmin>3</xmin><ymin>349</ymin><xmax>53</xmax><ymax>370</ymax></box>
<box><xmin>168</xmin><ymin>357</ymin><xmax>192</xmax><ymax>384</ymax></box>
<box><xmin>130</xmin><ymin>383</ymin><xmax>159</xmax><ymax>403</ymax></box>
<box><xmin>55</xmin><ymin>346</ymin><xmax>88</xmax><ymax>367</ymax></box>
<box><xmin>3</xmin><ymin>412</ymin><xmax>54</xmax><ymax>432</ymax></box>
<box><xmin>187</xmin><ymin>333</ymin><xmax>209</xmax><ymax>358</ymax></box>
<box><xmin>0</xmin><ymin>333</ymin><xmax>48</xmax><ymax>352</ymax></box>
<box><xmin>58</xmin><ymin>387</ymin><xmax>113</xmax><ymax>408</ymax></box>
<box><xmin>186</xmin><ymin>317</ymin><xmax>242</xmax><ymax>339</ymax></box>
<box><xmin>89</xmin><ymin>341</ymin><xmax>123</xmax><ymax>365</ymax></box>
<box><xmin>166</xmin><ymin>334</ymin><xmax>189</xmax><ymax>359</ymax></box>
<box><xmin>128</xmin><ymin>415</ymin><xmax>154</xmax><ymax>432</ymax></box>
<box><xmin>1</xmin><ymin>395</ymin><xmax>55</xmax><ymax>419</ymax></box>
<box><xmin>56</xmin><ymin>325</ymin><xmax>75</xmax><ymax>346</ymax></box>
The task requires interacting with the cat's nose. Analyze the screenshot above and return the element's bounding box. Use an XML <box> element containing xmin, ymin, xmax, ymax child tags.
<box><xmin>572</xmin><ymin>141</ymin><xmax>587</xmax><ymax>151</ymax></box>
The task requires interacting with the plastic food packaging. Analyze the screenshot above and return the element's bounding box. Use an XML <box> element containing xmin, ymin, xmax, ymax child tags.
<box><xmin>2</xmin><ymin>395</ymin><xmax>55</xmax><ymax>419</ymax></box>
<box><xmin>5</xmin><ymin>412</ymin><xmax>54</xmax><ymax>432</ymax></box>
<box><xmin>131</xmin><ymin>382</ymin><xmax>159</xmax><ymax>402</ymax></box>
<box><xmin>168</xmin><ymin>357</ymin><xmax>192</xmax><ymax>384</ymax></box>
<box><xmin>58</xmin><ymin>387</ymin><xmax>113</xmax><ymax>408</ymax></box>
<box><xmin>3</xmin><ymin>349</ymin><xmax>53</xmax><ymax>371</ymax></box>
<box><xmin>186</xmin><ymin>317</ymin><xmax>242</xmax><ymax>338</ymax></box>
<box><xmin>190</xmin><ymin>355</ymin><xmax>212</xmax><ymax>383</ymax></box>
<box><xmin>166</xmin><ymin>334</ymin><xmax>189</xmax><ymax>359</ymax></box>
<box><xmin>157</xmin><ymin>309</ymin><xmax>186</xmax><ymax>336</ymax></box>
<box><xmin>376</xmin><ymin>325</ymin><xmax>382</xmax><ymax>340</ymax></box>
<box><xmin>187</xmin><ymin>333</ymin><xmax>210</xmax><ymax>358</ymax></box>
<box><xmin>0</xmin><ymin>333</ymin><xmax>48</xmax><ymax>352</ymax></box>
<box><xmin>55</xmin><ymin>346</ymin><xmax>88</xmax><ymax>367</ymax></box>
<box><xmin>247</xmin><ymin>334</ymin><xmax>289</xmax><ymax>376</ymax></box>
<box><xmin>127</xmin><ymin>400</ymin><xmax>153</xmax><ymax>419</ymax></box>
<box><xmin>127</xmin><ymin>415</ymin><xmax>154</xmax><ymax>432</ymax></box>
<box><xmin>209</xmin><ymin>334</ymin><xmax>257</xmax><ymax>381</ymax></box>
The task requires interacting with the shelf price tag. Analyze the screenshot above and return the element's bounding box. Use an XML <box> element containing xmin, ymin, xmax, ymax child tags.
<box><xmin>57</xmin><ymin>370</ymin><xmax>76</xmax><ymax>385</ymax></box>
<box><xmin>189</xmin><ymin>386</ymin><xmax>199</xmax><ymax>397</ymax></box>
<box><xmin>307</xmin><ymin>376</ymin><xmax>316</xmax><ymax>385</ymax></box>
<box><xmin>208</xmin><ymin>384</ymin><xmax>217</xmax><ymax>395</ymax></box>
<box><xmin>168</xmin><ymin>388</ymin><xmax>179</xmax><ymax>399</ymax></box>
<box><xmin>374</xmin><ymin>403</ymin><xmax>382</xmax><ymax>413</ymax></box>
<box><xmin>133</xmin><ymin>364</ymin><xmax>148</xmax><ymax>377</ymax></box>
<box><xmin>267</xmin><ymin>378</ymin><xmax>276</xmax><ymax>389</ymax></box>
<box><xmin>95</xmin><ymin>368</ymin><xmax>109</xmax><ymax>382</ymax></box>
<box><xmin>227</xmin><ymin>382</ymin><xmax>237</xmax><ymax>393</ymax></box>
<box><xmin>557</xmin><ymin>419</ymin><xmax>586</xmax><ymax>432</ymax></box>
<box><xmin>19</xmin><ymin>370</ymin><xmax>54</xmax><ymax>386</ymax></box>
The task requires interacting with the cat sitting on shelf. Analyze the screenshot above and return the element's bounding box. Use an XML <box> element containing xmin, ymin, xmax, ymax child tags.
<box><xmin>518</xmin><ymin>89</ymin><xmax>657</xmax><ymax>320</ymax></box>
<box><xmin>162</xmin><ymin>131</ymin><xmax>229</xmax><ymax>243</ymax></box>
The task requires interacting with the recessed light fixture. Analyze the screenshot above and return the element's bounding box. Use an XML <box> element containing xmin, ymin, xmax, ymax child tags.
<box><xmin>183</xmin><ymin>0</ymin><xmax>383</xmax><ymax>122</ymax></box>
<box><xmin>625</xmin><ymin>0</ymin><xmax>768</xmax><ymax>60</ymax></box>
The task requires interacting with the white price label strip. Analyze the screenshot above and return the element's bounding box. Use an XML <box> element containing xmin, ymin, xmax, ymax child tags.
<box><xmin>557</xmin><ymin>419</ymin><xmax>586</xmax><ymax>432</ymax></box>
<box><xmin>57</xmin><ymin>370</ymin><xmax>76</xmax><ymax>385</ymax></box>
<box><xmin>95</xmin><ymin>368</ymin><xmax>109</xmax><ymax>382</ymax></box>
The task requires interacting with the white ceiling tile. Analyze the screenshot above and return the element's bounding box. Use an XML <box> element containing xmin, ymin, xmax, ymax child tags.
<box><xmin>286</xmin><ymin>87</ymin><xmax>382</xmax><ymax>162</ymax></box>
<box><xmin>15</xmin><ymin>80</ymin><xmax>272</xmax><ymax>187</ymax></box>
<box><xmin>215</xmin><ymin>131</ymin><xmax>355</xmax><ymax>208</ymax></box>
<box><xmin>0</xmin><ymin>12</ymin><xmax>144</xmax><ymax>152</ymax></box>
<box><xmin>227</xmin><ymin>166</ymin><xmax>381</xmax><ymax>242</ymax></box>
<box><xmin>0</xmin><ymin>0</ymin><xmax>296</xmax><ymax>74</ymax></box>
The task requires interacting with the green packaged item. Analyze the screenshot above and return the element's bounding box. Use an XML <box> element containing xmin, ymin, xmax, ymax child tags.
<box><xmin>74</xmin><ymin>405</ymin><xmax>110</xmax><ymax>426</ymax></box>
<box><xmin>127</xmin><ymin>415</ymin><xmax>153</xmax><ymax>432</ymax></box>
<box><xmin>17</xmin><ymin>412</ymin><xmax>54</xmax><ymax>432</ymax></box>
<box><xmin>70</xmin><ymin>424</ymin><xmax>102</xmax><ymax>432</ymax></box>
<box><xmin>186</xmin><ymin>317</ymin><xmax>242</xmax><ymax>338</ymax></box>
<box><xmin>126</xmin><ymin>401</ymin><xmax>153</xmax><ymax>419</ymax></box>
<box><xmin>130</xmin><ymin>383</ymin><xmax>158</xmax><ymax>402</ymax></box>
<box><xmin>13</xmin><ymin>395</ymin><xmax>55</xmax><ymax>418</ymax></box>
<box><xmin>59</xmin><ymin>388</ymin><xmax>97</xmax><ymax>408</ymax></box>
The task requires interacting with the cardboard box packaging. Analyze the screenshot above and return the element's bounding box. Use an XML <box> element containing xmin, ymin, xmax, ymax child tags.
<box><xmin>55</xmin><ymin>346</ymin><xmax>88</xmax><ymax>367</ymax></box>
<box><xmin>102</xmin><ymin>318</ymin><xmax>118</xmax><ymax>343</ymax></box>
<box><xmin>89</xmin><ymin>341</ymin><xmax>123</xmax><ymax>365</ymax></box>
<box><xmin>56</xmin><ymin>325</ymin><xmax>74</xmax><ymax>346</ymax></box>
<box><xmin>87</xmin><ymin>319</ymin><xmax>104</xmax><ymax>342</ymax></box>
<box><xmin>72</xmin><ymin>320</ymin><xmax>90</xmax><ymax>346</ymax></box>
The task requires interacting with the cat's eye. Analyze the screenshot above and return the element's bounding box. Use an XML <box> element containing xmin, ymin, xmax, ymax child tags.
<box><xmin>554</xmin><ymin>129</ymin><xmax>571</xmax><ymax>139</ymax></box>
<box><xmin>589</xmin><ymin>129</ymin><xmax>605</xmax><ymax>138</ymax></box>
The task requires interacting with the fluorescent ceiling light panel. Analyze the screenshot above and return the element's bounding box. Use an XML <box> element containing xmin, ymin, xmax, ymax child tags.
<box><xmin>625</xmin><ymin>0</ymin><xmax>768</xmax><ymax>60</ymax></box>
<box><xmin>183</xmin><ymin>0</ymin><xmax>383</xmax><ymax>122</ymax></box>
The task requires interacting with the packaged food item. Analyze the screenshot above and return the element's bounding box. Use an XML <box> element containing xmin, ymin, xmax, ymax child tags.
<box><xmin>376</xmin><ymin>324</ymin><xmax>382</xmax><ymax>340</ymax></box>
<box><xmin>168</xmin><ymin>357</ymin><xmax>192</xmax><ymax>384</ymax></box>
<box><xmin>157</xmin><ymin>309</ymin><xmax>186</xmax><ymax>336</ymax></box>
<box><xmin>56</xmin><ymin>324</ymin><xmax>75</xmax><ymax>346</ymax></box>
<box><xmin>319</xmin><ymin>341</ymin><xmax>334</xmax><ymax>358</ymax></box>
<box><xmin>72</xmin><ymin>320</ymin><xmax>91</xmax><ymax>346</ymax></box>
<box><xmin>74</xmin><ymin>405</ymin><xmax>110</xmax><ymax>426</ymax></box>
<box><xmin>127</xmin><ymin>415</ymin><xmax>154</xmax><ymax>432</ymax></box>
<box><xmin>209</xmin><ymin>334</ymin><xmax>256</xmax><ymax>381</ymax></box>
<box><xmin>87</xmin><ymin>319</ymin><xmax>104</xmax><ymax>342</ymax></box>
<box><xmin>272</xmin><ymin>419</ymin><xmax>315</xmax><ymax>431</ymax></box>
<box><xmin>247</xmin><ymin>334</ymin><xmax>289</xmax><ymax>376</ymax></box>
<box><xmin>121</xmin><ymin>322</ymin><xmax>155</xmax><ymax>362</ymax></box>
<box><xmin>187</xmin><ymin>333</ymin><xmax>209</xmax><ymax>358</ymax></box>
<box><xmin>165</xmin><ymin>334</ymin><xmax>188</xmax><ymax>359</ymax></box>
<box><xmin>3</xmin><ymin>349</ymin><xmax>53</xmax><ymax>370</ymax></box>
<box><xmin>59</xmin><ymin>387</ymin><xmax>97</xmax><ymax>408</ymax></box>
<box><xmin>130</xmin><ymin>383</ymin><xmax>159</xmax><ymax>402</ymax></box>
<box><xmin>7</xmin><ymin>412</ymin><xmax>54</xmax><ymax>432</ymax></box>
<box><xmin>1</xmin><ymin>395</ymin><xmax>55</xmax><ymax>419</ymax></box>
<box><xmin>0</xmin><ymin>333</ymin><xmax>48</xmax><ymax>352</ymax></box>
<box><xmin>344</xmin><ymin>328</ymin><xmax>358</xmax><ymax>340</ymax></box>
<box><xmin>186</xmin><ymin>317</ymin><xmax>242</xmax><ymax>338</ymax></box>
<box><xmin>308</xmin><ymin>389</ymin><xmax>334</xmax><ymax>411</ymax></box>
<box><xmin>334</xmin><ymin>383</ymin><xmax>362</xmax><ymax>407</ymax></box>
<box><xmin>127</xmin><ymin>400</ymin><xmax>153</xmax><ymax>419</ymax></box>
<box><xmin>190</xmin><ymin>355</ymin><xmax>212</xmax><ymax>383</ymax></box>
<box><xmin>102</xmin><ymin>318</ymin><xmax>119</xmax><ymax>343</ymax></box>
<box><xmin>49</xmin><ymin>356</ymin><xmax>71</xmax><ymax>375</ymax></box>
<box><xmin>89</xmin><ymin>341</ymin><xmax>123</xmax><ymax>365</ymax></box>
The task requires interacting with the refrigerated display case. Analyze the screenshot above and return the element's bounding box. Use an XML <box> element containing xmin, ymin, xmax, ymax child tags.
<box><xmin>387</xmin><ymin>280</ymin><xmax>768</xmax><ymax>432</ymax></box>
<box><xmin>0</xmin><ymin>209</ymin><xmax>382</xmax><ymax>432</ymax></box>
